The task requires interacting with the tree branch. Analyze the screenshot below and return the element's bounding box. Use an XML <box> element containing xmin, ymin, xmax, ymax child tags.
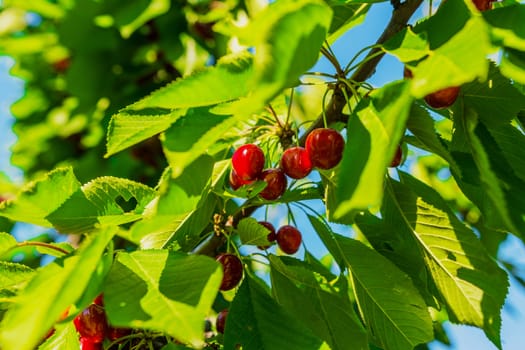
<box><xmin>192</xmin><ymin>0</ymin><xmax>423</xmax><ymax>256</ymax></box>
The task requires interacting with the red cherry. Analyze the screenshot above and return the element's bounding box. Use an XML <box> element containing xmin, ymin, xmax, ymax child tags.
<box><xmin>390</xmin><ymin>145</ymin><xmax>403</xmax><ymax>168</ymax></box>
<box><xmin>108</xmin><ymin>326</ymin><xmax>132</xmax><ymax>342</ymax></box>
<box><xmin>258</xmin><ymin>168</ymin><xmax>287</xmax><ymax>200</ymax></box>
<box><xmin>93</xmin><ymin>294</ymin><xmax>104</xmax><ymax>306</ymax></box>
<box><xmin>276</xmin><ymin>225</ymin><xmax>302</xmax><ymax>255</ymax></box>
<box><xmin>424</xmin><ymin>86</ymin><xmax>460</xmax><ymax>109</ymax></box>
<box><xmin>80</xmin><ymin>337</ymin><xmax>103</xmax><ymax>350</ymax></box>
<box><xmin>216</xmin><ymin>309</ymin><xmax>229</xmax><ymax>334</ymax></box>
<box><xmin>305</xmin><ymin>128</ymin><xmax>345</xmax><ymax>170</ymax></box>
<box><xmin>231</xmin><ymin>144</ymin><xmax>265</xmax><ymax>181</ymax></box>
<box><xmin>280</xmin><ymin>146</ymin><xmax>313</xmax><ymax>179</ymax></box>
<box><xmin>229</xmin><ymin>169</ymin><xmax>255</xmax><ymax>190</ymax></box>
<box><xmin>216</xmin><ymin>253</ymin><xmax>243</xmax><ymax>291</ymax></box>
<box><xmin>73</xmin><ymin>304</ymin><xmax>107</xmax><ymax>343</ymax></box>
<box><xmin>472</xmin><ymin>0</ymin><xmax>495</xmax><ymax>11</ymax></box>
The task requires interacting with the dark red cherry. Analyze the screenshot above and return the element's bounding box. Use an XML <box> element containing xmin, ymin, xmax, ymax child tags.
<box><xmin>73</xmin><ymin>304</ymin><xmax>107</xmax><ymax>343</ymax></box>
<box><xmin>305</xmin><ymin>129</ymin><xmax>345</xmax><ymax>170</ymax></box>
<box><xmin>108</xmin><ymin>326</ymin><xmax>132</xmax><ymax>342</ymax></box>
<box><xmin>403</xmin><ymin>66</ymin><xmax>413</xmax><ymax>79</ymax></box>
<box><xmin>231</xmin><ymin>144</ymin><xmax>265</xmax><ymax>181</ymax></box>
<box><xmin>216</xmin><ymin>253</ymin><xmax>243</xmax><ymax>291</ymax></box>
<box><xmin>472</xmin><ymin>0</ymin><xmax>495</xmax><ymax>11</ymax></box>
<box><xmin>390</xmin><ymin>145</ymin><xmax>403</xmax><ymax>168</ymax></box>
<box><xmin>280</xmin><ymin>146</ymin><xmax>313</xmax><ymax>179</ymax></box>
<box><xmin>424</xmin><ymin>86</ymin><xmax>460</xmax><ymax>109</ymax></box>
<box><xmin>258</xmin><ymin>168</ymin><xmax>287</xmax><ymax>200</ymax></box>
<box><xmin>216</xmin><ymin>309</ymin><xmax>229</xmax><ymax>334</ymax></box>
<box><xmin>93</xmin><ymin>294</ymin><xmax>104</xmax><ymax>306</ymax></box>
<box><xmin>80</xmin><ymin>337</ymin><xmax>103</xmax><ymax>350</ymax></box>
<box><xmin>229</xmin><ymin>169</ymin><xmax>255</xmax><ymax>190</ymax></box>
<box><xmin>276</xmin><ymin>225</ymin><xmax>302</xmax><ymax>255</ymax></box>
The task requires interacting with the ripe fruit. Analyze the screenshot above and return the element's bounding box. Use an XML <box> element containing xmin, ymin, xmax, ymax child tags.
<box><xmin>472</xmin><ymin>0</ymin><xmax>495</xmax><ymax>11</ymax></box>
<box><xmin>80</xmin><ymin>337</ymin><xmax>103</xmax><ymax>350</ymax></box>
<box><xmin>305</xmin><ymin>128</ymin><xmax>345</xmax><ymax>170</ymax></box>
<box><xmin>258</xmin><ymin>168</ymin><xmax>287</xmax><ymax>200</ymax></box>
<box><xmin>231</xmin><ymin>144</ymin><xmax>265</xmax><ymax>181</ymax></box>
<box><xmin>276</xmin><ymin>225</ymin><xmax>302</xmax><ymax>255</ymax></box>
<box><xmin>424</xmin><ymin>86</ymin><xmax>460</xmax><ymax>109</ymax></box>
<box><xmin>216</xmin><ymin>253</ymin><xmax>243</xmax><ymax>291</ymax></box>
<box><xmin>93</xmin><ymin>294</ymin><xmax>104</xmax><ymax>306</ymax></box>
<box><xmin>216</xmin><ymin>309</ymin><xmax>229</xmax><ymax>334</ymax></box>
<box><xmin>73</xmin><ymin>304</ymin><xmax>108</xmax><ymax>343</ymax></box>
<box><xmin>229</xmin><ymin>169</ymin><xmax>254</xmax><ymax>190</ymax></box>
<box><xmin>280</xmin><ymin>146</ymin><xmax>313</xmax><ymax>179</ymax></box>
<box><xmin>390</xmin><ymin>145</ymin><xmax>403</xmax><ymax>168</ymax></box>
<box><xmin>108</xmin><ymin>326</ymin><xmax>132</xmax><ymax>342</ymax></box>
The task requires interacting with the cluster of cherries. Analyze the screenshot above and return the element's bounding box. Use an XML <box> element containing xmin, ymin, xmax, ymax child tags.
<box><xmin>229</xmin><ymin>128</ymin><xmax>346</xmax><ymax>200</ymax></box>
<box><xmin>73</xmin><ymin>294</ymin><xmax>131</xmax><ymax>350</ymax></box>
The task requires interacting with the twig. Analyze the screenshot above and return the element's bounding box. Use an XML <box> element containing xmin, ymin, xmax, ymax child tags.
<box><xmin>192</xmin><ymin>0</ymin><xmax>423</xmax><ymax>256</ymax></box>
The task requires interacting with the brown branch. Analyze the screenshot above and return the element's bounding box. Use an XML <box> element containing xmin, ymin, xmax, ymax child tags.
<box><xmin>192</xmin><ymin>0</ymin><xmax>423</xmax><ymax>256</ymax></box>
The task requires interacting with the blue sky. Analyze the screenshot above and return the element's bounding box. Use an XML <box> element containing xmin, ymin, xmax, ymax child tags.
<box><xmin>1</xmin><ymin>1</ymin><xmax>525</xmax><ymax>349</ymax></box>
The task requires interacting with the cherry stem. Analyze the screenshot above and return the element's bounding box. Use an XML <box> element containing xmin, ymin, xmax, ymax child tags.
<box><xmin>16</xmin><ymin>241</ymin><xmax>70</xmax><ymax>256</ymax></box>
<box><xmin>285</xmin><ymin>88</ymin><xmax>294</xmax><ymax>128</ymax></box>
<box><xmin>266</xmin><ymin>104</ymin><xmax>283</xmax><ymax>129</ymax></box>
<box><xmin>320</xmin><ymin>46</ymin><xmax>345</xmax><ymax>78</ymax></box>
<box><xmin>343</xmin><ymin>43</ymin><xmax>382</xmax><ymax>75</ymax></box>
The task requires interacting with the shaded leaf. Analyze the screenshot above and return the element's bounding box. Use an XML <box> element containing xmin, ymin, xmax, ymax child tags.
<box><xmin>224</xmin><ymin>274</ymin><xmax>327</xmax><ymax>350</ymax></box>
<box><xmin>237</xmin><ymin>217</ymin><xmax>272</xmax><ymax>246</ymax></box>
<box><xmin>0</xmin><ymin>233</ymin><xmax>17</xmax><ymax>257</ymax></box>
<box><xmin>103</xmin><ymin>250</ymin><xmax>222</xmax><ymax>348</ymax></box>
<box><xmin>484</xmin><ymin>4</ymin><xmax>525</xmax><ymax>51</ymax></box>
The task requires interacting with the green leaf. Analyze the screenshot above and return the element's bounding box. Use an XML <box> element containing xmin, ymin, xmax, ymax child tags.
<box><xmin>382</xmin><ymin>26</ymin><xmax>430</xmax><ymax>62</ymax></box>
<box><xmin>0</xmin><ymin>261</ymin><xmax>35</xmax><ymax>290</ymax></box>
<box><xmin>334</xmin><ymin>236</ymin><xmax>433</xmax><ymax>350</ymax></box>
<box><xmin>103</xmin><ymin>250</ymin><xmax>222</xmax><ymax>348</ymax></box>
<box><xmin>451</xmin><ymin>107</ymin><xmax>525</xmax><ymax>237</ymax></box>
<box><xmin>0</xmin><ymin>33</ymin><xmax>59</xmax><ymax>55</ymax></box>
<box><xmin>386</xmin><ymin>173</ymin><xmax>509</xmax><ymax>348</ymax></box>
<box><xmin>125</xmin><ymin>52</ymin><xmax>254</xmax><ymax>111</ymax></box>
<box><xmin>0</xmin><ymin>167</ymin><xmax>81</xmax><ymax>227</ymax></box>
<box><xmin>325</xmin><ymin>1</ymin><xmax>370</xmax><ymax>43</ymax></box>
<box><xmin>46</xmin><ymin>176</ymin><xmax>156</xmax><ymax>234</ymax></box>
<box><xmin>410</xmin><ymin>17</ymin><xmax>491</xmax><ymax>98</ymax></box>
<box><xmin>38</xmin><ymin>323</ymin><xmax>79</xmax><ymax>350</ymax></box>
<box><xmin>462</xmin><ymin>63</ymin><xmax>525</xmax><ymax>127</ymax></box>
<box><xmin>500</xmin><ymin>48</ymin><xmax>525</xmax><ymax>84</ymax></box>
<box><xmin>161</xmin><ymin>108</ymin><xmax>236</xmax><ymax>178</ymax></box>
<box><xmin>484</xmin><ymin>4</ymin><xmax>525</xmax><ymax>51</ymax></box>
<box><xmin>237</xmin><ymin>217</ymin><xmax>271</xmax><ymax>246</ymax></box>
<box><xmin>105</xmin><ymin>109</ymin><xmax>185</xmax><ymax>157</ymax></box>
<box><xmin>131</xmin><ymin>156</ymin><xmax>216</xmax><ymax>250</ymax></box>
<box><xmin>332</xmin><ymin>81</ymin><xmax>412</xmax><ymax>221</ymax></box>
<box><xmin>0</xmin><ymin>228</ymin><xmax>114</xmax><ymax>350</ymax></box>
<box><xmin>405</xmin><ymin>104</ymin><xmax>459</xmax><ymax>173</ymax></box>
<box><xmin>224</xmin><ymin>274</ymin><xmax>328</xmax><ymax>350</ymax></box>
<box><xmin>112</xmin><ymin>0</ymin><xmax>171</xmax><ymax>39</ymax></box>
<box><xmin>0</xmin><ymin>233</ymin><xmax>17</xmax><ymax>257</ymax></box>
<box><xmin>307</xmin><ymin>214</ymin><xmax>345</xmax><ymax>268</ymax></box>
<box><xmin>270</xmin><ymin>255</ymin><xmax>368</xmax><ymax>350</ymax></box>
<box><xmin>244</xmin><ymin>0</ymin><xmax>332</xmax><ymax>100</ymax></box>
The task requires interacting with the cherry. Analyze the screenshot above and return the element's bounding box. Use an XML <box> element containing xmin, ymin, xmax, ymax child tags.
<box><xmin>216</xmin><ymin>253</ymin><xmax>243</xmax><ymax>291</ymax></box>
<box><xmin>276</xmin><ymin>225</ymin><xmax>302</xmax><ymax>255</ymax></box>
<box><xmin>80</xmin><ymin>337</ymin><xmax>103</xmax><ymax>350</ymax></box>
<box><xmin>108</xmin><ymin>326</ymin><xmax>132</xmax><ymax>342</ymax></box>
<box><xmin>216</xmin><ymin>309</ymin><xmax>229</xmax><ymax>334</ymax></box>
<box><xmin>93</xmin><ymin>294</ymin><xmax>104</xmax><ymax>306</ymax></box>
<box><xmin>424</xmin><ymin>86</ymin><xmax>460</xmax><ymax>109</ymax></box>
<box><xmin>73</xmin><ymin>304</ymin><xmax>108</xmax><ymax>343</ymax></box>
<box><xmin>305</xmin><ymin>128</ymin><xmax>345</xmax><ymax>170</ymax></box>
<box><xmin>403</xmin><ymin>66</ymin><xmax>413</xmax><ymax>79</ymax></box>
<box><xmin>472</xmin><ymin>0</ymin><xmax>495</xmax><ymax>11</ymax></box>
<box><xmin>52</xmin><ymin>57</ymin><xmax>71</xmax><ymax>73</ymax></box>
<box><xmin>390</xmin><ymin>145</ymin><xmax>403</xmax><ymax>168</ymax></box>
<box><xmin>280</xmin><ymin>146</ymin><xmax>313</xmax><ymax>179</ymax></box>
<box><xmin>231</xmin><ymin>144</ymin><xmax>265</xmax><ymax>181</ymax></box>
<box><xmin>258</xmin><ymin>168</ymin><xmax>287</xmax><ymax>200</ymax></box>
<box><xmin>229</xmin><ymin>169</ymin><xmax>255</xmax><ymax>190</ymax></box>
